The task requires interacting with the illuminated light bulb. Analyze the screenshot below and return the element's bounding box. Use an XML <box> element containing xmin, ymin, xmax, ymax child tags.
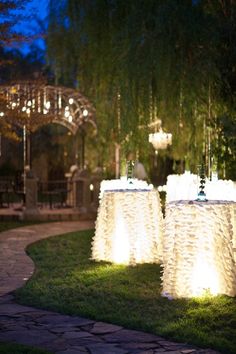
<box><xmin>64</xmin><ymin>111</ymin><xmax>70</xmax><ymax>118</ymax></box>
<box><xmin>26</xmin><ymin>108</ymin><xmax>31</xmax><ymax>114</ymax></box>
<box><xmin>69</xmin><ymin>98</ymin><xmax>74</xmax><ymax>104</ymax></box>
<box><xmin>0</xmin><ymin>112</ymin><xmax>4</xmax><ymax>117</ymax></box>
<box><xmin>10</xmin><ymin>87</ymin><xmax>17</xmax><ymax>94</ymax></box>
<box><xmin>65</xmin><ymin>106</ymin><xmax>69</xmax><ymax>111</ymax></box>
<box><xmin>68</xmin><ymin>115</ymin><xmax>73</xmax><ymax>122</ymax></box>
<box><xmin>90</xmin><ymin>184</ymin><xmax>94</xmax><ymax>191</ymax></box>
<box><xmin>45</xmin><ymin>101</ymin><xmax>50</xmax><ymax>109</ymax></box>
<box><xmin>22</xmin><ymin>106</ymin><xmax>26</xmax><ymax>112</ymax></box>
<box><xmin>43</xmin><ymin>109</ymin><xmax>48</xmax><ymax>114</ymax></box>
<box><xmin>12</xmin><ymin>102</ymin><xmax>17</xmax><ymax>108</ymax></box>
<box><xmin>27</xmin><ymin>101</ymin><xmax>32</xmax><ymax>106</ymax></box>
<box><xmin>83</xmin><ymin>109</ymin><xmax>88</xmax><ymax>117</ymax></box>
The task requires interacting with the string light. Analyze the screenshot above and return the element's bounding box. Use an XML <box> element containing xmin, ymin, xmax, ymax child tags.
<box><xmin>45</xmin><ymin>101</ymin><xmax>50</xmax><ymax>109</ymax></box>
<box><xmin>0</xmin><ymin>82</ymin><xmax>96</xmax><ymax>135</ymax></box>
<box><xmin>83</xmin><ymin>109</ymin><xmax>88</xmax><ymax>117</ymax></box>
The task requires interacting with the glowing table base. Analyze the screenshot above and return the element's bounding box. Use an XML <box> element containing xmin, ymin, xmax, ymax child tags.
<box><xmin>162</xmin><ymin>200</ymin><xmax>236</xmax><ymax>298</ymax></box>
<box><xmin>92</xmin><ymin>190</ymin><xmax>163</xmax><ymax>265</ymax></box>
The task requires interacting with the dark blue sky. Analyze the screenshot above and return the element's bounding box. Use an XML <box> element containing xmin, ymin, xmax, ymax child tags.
<box><xmin>24</xmin><ymin>0</ymin><xmax>48</xmax><ymax>20</ymax></box>
<box><xmin>14</xmin><ymin>0</ymin><xmax>49</xmax><ymax>54</ymax></box>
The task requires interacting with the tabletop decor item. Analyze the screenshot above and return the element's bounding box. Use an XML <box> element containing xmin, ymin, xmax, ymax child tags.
<box><xmin>127</xmin><ymin>160</ymin><xmax>135</xmax><ymax>182</ymax></box>
<box><xmin>197</xmin><ymin>163</ymin><xmax>208</xmax><ymax>201</ymax></box>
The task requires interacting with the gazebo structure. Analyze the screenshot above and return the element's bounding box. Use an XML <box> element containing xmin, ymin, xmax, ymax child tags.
<box><xmin>0</xmin><ymin>81</ymin><xmax>99</xmax><ymax>212</ymax></box>
<box><xmin>0</xmin><ymin>80</ymin><xmax>97</xmax><ymax>171</ymax></box>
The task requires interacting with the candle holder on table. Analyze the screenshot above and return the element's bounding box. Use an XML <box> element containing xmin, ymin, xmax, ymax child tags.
<box><xmin>196</xmin><ymin>163</ymin><xmax>208</xmax><ymax>202</ymax></box>
<box><xmin>127</xmin><ymin>160</ymin><xmax>134</xmax><ymax>183</ymax></box>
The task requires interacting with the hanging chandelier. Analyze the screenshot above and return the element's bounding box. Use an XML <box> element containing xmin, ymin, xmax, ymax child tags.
<box><xmin>149</xmin><ymin>128</ymin><xmax>172</xmax><ymax>150</ymax></box>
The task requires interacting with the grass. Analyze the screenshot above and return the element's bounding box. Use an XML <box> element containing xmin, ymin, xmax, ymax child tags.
<box><xmin>0</xmin><ymin>221</ymin><xmax>53</xmax><ymax>234</ymax></box>
<box><xmin>0</xmin><ymin>221</ymin><xmax>35</xmax><ymax>233</ymax></box>
<box><xmin>15</xmin><ymin>230</ymin><xmax>236</xmax><ymax>354</ymax></box>
<box><xmin>0</xmin><ymin>342</ymin><xmax>52</xmax><ymax>354</ymax></box>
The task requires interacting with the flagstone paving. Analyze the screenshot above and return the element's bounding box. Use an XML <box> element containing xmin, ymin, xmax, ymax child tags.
<box><xmin>0</xmin><ymin>222</ymin><xmax>221</xmax><ymax>354</ymax></box>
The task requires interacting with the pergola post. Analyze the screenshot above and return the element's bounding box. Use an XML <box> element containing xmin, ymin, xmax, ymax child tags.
<box><xmin>74</xmin><ymin>132</ymin><xmax>79</xmax><ymax>166</ymax></box>
<box><xmin>27</xmin><ymin>132</ymin><xmax>31</xmax><ymax>168</ymax></box>
<box><xmin>81</xmin><ymin>129</ymin><xmax>86</xmax><ymax>169</ymax></box>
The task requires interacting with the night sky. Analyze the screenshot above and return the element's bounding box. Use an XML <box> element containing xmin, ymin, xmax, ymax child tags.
<box><xmin>15</xmin><ymin>0</ymin><xmax>49</xmax><ymax>54</ymax></box>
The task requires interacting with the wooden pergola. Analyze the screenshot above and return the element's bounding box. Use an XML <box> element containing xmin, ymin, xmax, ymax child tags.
<box><xmin>0</xmin><ymin>81</ymin><xmax>97</xmax><ymax>170</ymax></box>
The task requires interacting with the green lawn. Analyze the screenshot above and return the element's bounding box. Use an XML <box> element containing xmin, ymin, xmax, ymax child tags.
<box><xmin>0</xmin><ymin>221</ymin><xmax>53</xmax><ymax>234</ymax></box>
<box><xmin>15</xmin><ymin>230</ymin><xmax>236</xmax><ymax>354</ymax></box>
<box><xmin>0</xmin><ymin>221</ymin><xmax>34</xmax><ymax>233</ymax></box>
<box><xmin>0</xmin><ymin>342</ymin><xmax>52</xmax><ymax>354</ymax></box>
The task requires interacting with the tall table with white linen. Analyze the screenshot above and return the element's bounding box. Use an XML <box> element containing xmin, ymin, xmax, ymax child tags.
<box><xmin>162</xmin><ymin>200</ymin><xmax>236</xmax><ymax>298</ymax></box>
<box><xmin>166</xmin><ymin>173</ymin><xmax>236</xmax><ymax>203</ymax></box>
<box><xmin>92</xmin><ymin>189</ymin><xmax>163</xmax><ymax>265</ymax></box>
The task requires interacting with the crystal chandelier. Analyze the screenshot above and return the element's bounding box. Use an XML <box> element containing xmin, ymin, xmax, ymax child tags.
<box><xmin>149</xmin><ymin>128</ymin><xmax>172</xmax><ymax>150</ymax></box>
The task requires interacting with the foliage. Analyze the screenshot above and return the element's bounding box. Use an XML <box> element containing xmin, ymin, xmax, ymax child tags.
<box><xmin>215</xmin><ymin>113</ymin><xmax>236</xmax><ymax>179</ymax></box>
<box><xmin>0</xmin><ymin>0</ymin><xmax>32</xmax><ymax>47</ymax></box>
<box><xmin>0</xmin><ymin>106</ymin><xmax>20</xmax><ymax>141</ymax></box>
<box><xmin>46</xmin><ymin>0</ymin><xmax>236</xmax><ymax>178</ymax></box>
<box><xmin>0</xmin><ymin>54</ymin><xmax>50</xmax><ymax>143</ymax></box>
<box><xmin>31</xmin><ymin>124</ymin><xmax>75</xmax><ymax>177</ymax></box>
<box><xmin>0</xmin><ymin>221</ymin><xmax>47</xmax><ymax>233</ymax></box>
<box><xmin>0</xmin><ymin>47</ymin><xmax>45</xmax><ymax>82</ymax></box>
<box><xmin>0</xmin><ymin>342</ymin><xmax>52</xmax><ymax>354</ymax></box>
<box><xmin>0</xmin><ymin>1</ymin><xmax>48</xmax><ymax>141</ymax></box>
<box><xmin>16</xmin><ymin>230</ymin><xmax>236</xmax><ymax>354</ymax></box>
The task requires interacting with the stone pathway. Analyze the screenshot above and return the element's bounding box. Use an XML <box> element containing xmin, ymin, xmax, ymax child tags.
<box><xmin>0</xmin><ymin>222</ymin><xmax>221</xmax><ymax>354</ymax></box>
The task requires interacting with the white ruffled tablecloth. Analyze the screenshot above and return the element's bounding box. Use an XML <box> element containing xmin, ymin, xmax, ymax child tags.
<box><xmin>166</xmin><ymin>173</ymin><xmax>236</xmax><ymax>202</ymax></box>
<box><xmin>99</xmin><ymin>178</ymin><xmax>153</xmax><ymax>198</ymax></box>
<box><xmin>162</xmin><ymin>200</ymin><xmax>236</xmax><ymax>299</ymax></box>
<box><xmin>92</xmin><ymin>190</ymin><xmax>163</xmax><ymax>265</ymax></box>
